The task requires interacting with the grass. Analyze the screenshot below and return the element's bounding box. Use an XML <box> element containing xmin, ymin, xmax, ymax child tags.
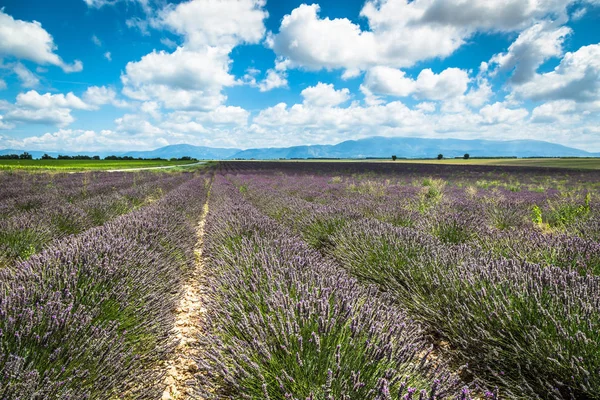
<box><xmin>386</xmin><ymin>158</ymin><xmax>600</xmax><ymax>169</ymax></box>
<box><xmin>0</xmin><ymin>159</ymin><xmax>199</xmax><ymax>171</ymax></box>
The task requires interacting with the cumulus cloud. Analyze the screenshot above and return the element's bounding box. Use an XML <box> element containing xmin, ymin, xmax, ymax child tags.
<box><xmin>162</xmin><ymin>106</ymin><xmax>249</xmax><ymax>130</ymax></box>
<box><xmin>4</xmin><ymin>107</ymin><xmax>75</xmax><ymax>127</ymax></box>
<box><xmin>416</xmin><ymin>0</ymin><xmax>572</xmax><ymax>31</ymax></box>
<box><xmin>301</xmin><ymin>83</ymin><xmax>350</xmax><ymax>107</ymax></box>
<box><xmin>0</xmin><ymin>79</ymin><xmax>6</xmax><ymax>91</ymax></box>
<box><xmin>479</xmin><ymin>102</ymin><xmax>529</xmax><ymax>124</ymax></box>
<box><xmin>361</xmin><ymin>67</ymin><xmax>470</xmax><ymax>101</ymax></box>
<box><xmin>140</xmin><ymin>101</ymin><xmax>161</xmax><ymax>119</ymax></box>
<box><xmin>121</xmin><ymin>0</ymin><xmax>269</xmax><ymax>110</ymax></box>
<box><xmin>254</xmin><ymin>100</ymin><xmax>426</xmax><ymax>130</ymax></box>
<box><xmin>510</xmin><ymin>44</ymin><xmax>600</xmax><ymax>103</ymax></box>
<box><xmin>104</xmin><ymin>51</ymin><xmax>112</xmax><ymax>61</ymax></box>
<box><xmin>13</xmin><ymin>63</ymin><xmax>40</xmax><ymax>88</ymax></box>
<box><xmin>16</xmin><ymin>90</ymin><xmax>92</xmax><ymax>110</ymax></box>
<box><xmin>2</xmin><ymin>90</ymin><xmax>90</xmax><ymax>128</ymax></box>
<box><xmin>258</xmin><ymin>69</ymin><xmax>288</xmax><ymax>92</ymax></box>
<box><xmin>83</xmin><ymin>86</ymin><xmax>127</xmax><ymax>107</ymax></box>
<box><xmin>0</xmin><ymin>10</ymin><xmax>83</xmax><ymax>72</ymax></box>
<box><xmin>268</xmin><ymin>1</ymin><xmax>582</xmax><ymax>74</ymax></box>
<box><xmin>1</xmin><ymin>88</ymin><xmax>123</xmax><ymax>129</ymax></box>
<box><xmin>158</xmin><ymin>0</ymin><xmax>268</xmax><ymax>48</ymax></box>
<box><xmin>490</xmin><ymin>22</ymin><xmax>571</xmax><ymax>84</ymax></box>
<box><xmin>531</xmin><ymin>100</ymin><xmax>578</xmax><ymax>123</ymax></box>
<box><xmin>4</xmin><ymin>128</ymin><xmax>170</xmax><ymax>153</ymax></box>
<box><xmin>121</xmin><ymin>46</ymin><xmax>234</xmax><ymax>110</ymax></box>
<box><xmin>269</xmin><ymin>4</ymin><xmax>463</xmax><ymax>71</ymax></box>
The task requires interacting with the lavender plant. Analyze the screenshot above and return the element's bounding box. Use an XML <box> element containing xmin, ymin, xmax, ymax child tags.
<box><xmin>196</xmin><ymin>177</ymin><xmax>473</xmax><ymax>399</ymax></box>
<box><xmin>0</xmin><ymin>173</ymin><xmax>208</xmax><ymax>398</ymax></box>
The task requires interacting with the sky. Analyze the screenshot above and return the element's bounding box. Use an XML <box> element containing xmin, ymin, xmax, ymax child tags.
<box><xmin>0</xmin><ymin>0</ymin><xmax>599</xmax><ymax>153</ymax></box>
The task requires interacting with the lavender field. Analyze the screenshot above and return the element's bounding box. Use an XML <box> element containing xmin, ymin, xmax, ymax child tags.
<box><xmin>2</xmin><ymin>162</ymin><xmax>600</xmax><ymax>399</ymax></box>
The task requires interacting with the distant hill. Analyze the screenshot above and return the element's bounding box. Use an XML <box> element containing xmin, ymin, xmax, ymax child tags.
<box><xmin>2</xmin><ymin>137</ymin><xmax>599</xmax><ymax>160</ymax></box>
<box><xmin>123</xmin><ymin>144</ymin><xmax>241</xmax><ymax>160</ymax></box>
<box><xmin>231</xmin><ymin>137</ymin><xmax>600</xmax><ymax>159</ymax></box>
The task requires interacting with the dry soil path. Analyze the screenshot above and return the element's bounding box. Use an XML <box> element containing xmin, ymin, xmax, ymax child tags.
<box><xmin>161</xmin><ymin>196</ymin><xmax>210</xmax><ymax>399</ymax></box>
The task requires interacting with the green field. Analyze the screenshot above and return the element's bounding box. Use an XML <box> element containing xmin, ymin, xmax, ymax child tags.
<box><xmin>0</xmin><ymin>159</ymin><xmax>201</xmax><ymax>171</ymax></box>
<box><xmin>391</xmin><ymin>158</ymin><xmax>600</xmax><ymax>169</ymax></box>
<box><xmin>242</xmin><ymin>158</ymin><xmax>600</xmax><ymax>170</ymax></box>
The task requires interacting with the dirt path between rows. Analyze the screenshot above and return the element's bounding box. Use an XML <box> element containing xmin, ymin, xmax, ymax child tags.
<box><xmin>162</xmin><ymin>198</ymin><xmax>210</xmax><ymax>399</ymax></box>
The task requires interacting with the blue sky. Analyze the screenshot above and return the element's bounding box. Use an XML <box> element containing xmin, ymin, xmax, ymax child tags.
<box><xmin>0</xmin><ymin>0</ymin><xmax>598</xmax><ymax>152</ymax></box>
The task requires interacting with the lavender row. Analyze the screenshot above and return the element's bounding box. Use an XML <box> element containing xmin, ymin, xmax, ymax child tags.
<box><xmin>0</xmin><ymin>173</ymin><xmax>191</xmax><ymax>267</ymax></box>
<box><xmin>234</xmin><ymin>172</ymin><xmax>600</xmax><ymax>399</ymax></box>
<box><xmin>195</xmin><ymin>175</ymin><xmax>488</xmax><ymax>399</ymax></box>
<box><xmin>0</xmin><ymin>170</ymin><xmax>170</xmax><ymax>218</ymax></box>
<box><xmin>233</xmin><ymin>172</ymin><xmax>600</xmax><ymax>276</ymax></box>
<box><xmin>0</xmin><ymin>173</ymin><xmax>209</xmax><ymax>398</ymax></box>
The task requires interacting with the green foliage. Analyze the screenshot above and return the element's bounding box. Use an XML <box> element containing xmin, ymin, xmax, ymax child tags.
<box><xmin>546</xmin><ymin>192</ymin><xmax>591</xmax><ymax>228</ymax></box>
<box><xmin>531</xmin><ymin>205</ymin><xmax>543</xmax><ymax>225</ymax></box>
<box><xmin>303</xmin><ymin>218</ymin><xmax>348</xmax><ymax>251</ymax></box>
<box><xmin>432</xmin><ymin>219</ymin><xmax>474</xmax><ymax>244</ymax></box>
<box><xmin>417</xmin><ymin>178</ymin><xmax>446</xmax><ymax>212</ymax></box>
<box><xmin>0</xmin><ymin>229</ymin><xmax>49</xmax><ymax>260</ymax></box>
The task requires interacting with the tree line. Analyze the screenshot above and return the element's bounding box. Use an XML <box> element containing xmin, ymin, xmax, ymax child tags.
<box><xmin>0</xmin><ymin>152</ymin><xmax>197</xmax><ymax>161</ymax></box>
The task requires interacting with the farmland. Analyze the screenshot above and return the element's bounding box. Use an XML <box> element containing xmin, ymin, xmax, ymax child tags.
<box><xmin>0</xmin><ymin>159</ymin><xmax>201</xmax><ymax>171</ymax></box>
<box><xmin>1</xmin><ymin>161</ymin><xmax>600</xmax><ymax>399</ymax></box>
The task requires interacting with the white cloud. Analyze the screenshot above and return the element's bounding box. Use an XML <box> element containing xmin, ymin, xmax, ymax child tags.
<box><xmin>121</xmin><ymin>46</ymin><xmax>234</xmax><ymax>110</ymax></box>
<box><xmin>531</xmin><ymin>100</ymin><xmax>578</xmax><ymax>123</ymax></box>
<box><xmin>0</xmin><ymin>115</ymin><xmax>14</xmax><ymax>129</ymax></box>
<box><xmin>140</xmin><ymin>101</ymin><xmax>161</xmax><ymax>119</ymax></box>
<box><xmin>83</xmin><ymin>86</ymin><xmax>127</xmax><ymax>108</ymax></box>
<box><xmin>268</xmin><ymin>1</ymin><xmax>581</xmax><ymax>74</ymax></box>
<box><xmin>158</xmin><ymin>0</ymin><xmax>268</xmax><ymax>48</ymax></box>
<box><xmin>442</xmin><ymin>79</ymin><xmax>493</xmax><ymax>113</ymax></box>
<box><xmin>197</xmin><ymin>106</ymin><xmax>249</xmax><ymax>125</ymax></box>
<box><xmin>361</xmin><ymin>66</ymin><xmax>470</xmax><ymax>101</ymax></box>
<box><xmin>121</xmin><ymin>0</ymin><xmax>269</xmax><ymax>111</ymax></box>
<box><xmin>416</xmin><ymin>102</ymin><xmax>436</xmax><ymax>112</ymax></box>
<box><xmin>490</xmin><ymin>22</ymin><xmax>571</xmax><ymax>84</ymax></box>
<box><xmin>269</xmin><ymin>4</ymin><xmax>463</xmax><ymax>71</ymax></box>
<box><xmin>258</xmin><ymin>69</ymin><xmax>288</xmax><ymax>92</ymax></box>
<box><xmin>301</xmin><ymin>83</ymin><xmax>350</xmax><ymax>107</ymax></box>
<box><xmin>92</xmin><ymin>35</ymin><xmax>102</xmax><ymax>46</ymax></box>
<box><xmin>414</xmin><ymin>0</ymin><xmax>573</xmax><ymax>31</ymax></box>
<box><xmin>16</xmin><ymin>90</ymin><xmax>91</xmax><ymax>110</ymax></box>
<box><xmin>0</xmin><ymin>79</ymin><xmax>6</xmax><ymax>90</ymax></box>
<box><xmin>163</xmin><ymin>106</ymin><xmax>249</xmax><ymax>128</ymax></box>
<box><xmin>5</xmin><ymin>128</ymin><xmax>171</xmax><ymax>153</ymax></box>
<box><xmin>510</xmin><ymin>44</ymin><xmax>600</xmax><ymax>103</ymax></box>
<box><xmin>126</xmin><ymin>17</ymin><xmax>151</xmax><ymax>35</ymax></box>
<box><xmin>4</xmin><ymin>107</ymin><xmax>75</xmax><ymax>127</ymax></box>
<box><xmin>571</xmin><ymin>7</ymin><xmax>587</xmax><ymax>20</ymax></box>
<box><xmin>479</xmin><ymin>102</ymin><xmax>529</xmax><ymax>124</ymax></box>
<box><xmin>0</xmin><ymin>10</ymin><xmax>83</xmax><ymax>72</ymax></box>
<box><xmin>13</xmin><ymin>63</ymin><xmax>40</xmax><ymax>88</ymax></box>
<box><xmin>160</xmin><ymin>38</ymin><xmax>178</xmax><ymax>48</ymax></box>
<box><xmin>83</xmin><ymin>0</ymin><xmax>115</xmax><ymax>7</ymax></box>
<box><xmin>0</xmin><ymin>88</ymin><xmax>121</xmax><ymax>129</ymax></box>
<box><xmin>104</xmin><ymin>51</ymin><xmax>112</xmax><ymax>61</ymax></box>
<box><xmin>83</xmin><ymin>0</ymin><xmax>151</xmax><ymax>12</ymax></box>
<box><xmin>254</xmin><ymin>100</ymin><xmax>426</xmax><ymax>130</ymax></box>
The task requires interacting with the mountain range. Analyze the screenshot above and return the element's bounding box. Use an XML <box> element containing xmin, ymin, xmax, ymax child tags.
<box><xmin>2</xmin><ymin>137</ymin><xmax>599</xmax><ymax>160</ymax></box>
